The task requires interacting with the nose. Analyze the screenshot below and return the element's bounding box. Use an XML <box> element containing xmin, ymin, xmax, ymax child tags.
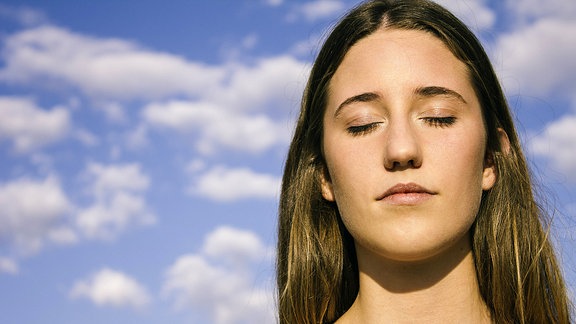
<box><xmin>384</xmin><ymin>118</ymin><xmax>422</xmax><ymax>170</ymax></box>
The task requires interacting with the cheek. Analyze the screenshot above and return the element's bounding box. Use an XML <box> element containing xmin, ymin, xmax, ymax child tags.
<box><xmin>436</xmin><ymin>128</ymin><xmax>487</xmax><ymax>205</ymax></box>
<box><xmin>325</xmin><ymin>150</ymin><xmax>363</xmax><ymax>199</ymax></box>
<box><xmin>436</xmin><ymin>121</ymin><xmax>486</xmax><ymax>171</ymax></box>
<box><xmin>323</xmin><ymin>138</ymin><xmax>380</xmax><ymax>208</ymax></box>
<box><xmin>325</xmin><ymin>137</ymin><xmax>379</xmax><ymax>179</ymax></box>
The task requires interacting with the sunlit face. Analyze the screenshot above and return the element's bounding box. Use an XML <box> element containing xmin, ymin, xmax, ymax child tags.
<box><xmin>321</xmin><ymin>28</ymin><xmax>497</xmax><ymax>263</ymax></box>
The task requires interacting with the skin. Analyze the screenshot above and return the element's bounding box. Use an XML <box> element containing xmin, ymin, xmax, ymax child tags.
<box><xmin>321</xmin><ymin>28</ymin><xmax>496</xmax><ymax>323</ymax></box>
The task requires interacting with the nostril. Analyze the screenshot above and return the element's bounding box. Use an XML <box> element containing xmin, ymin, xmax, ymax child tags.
<box><xmin>386</xmin><ymin>158</ymin><xmax>419</xmax><ymax>171</ymax></box>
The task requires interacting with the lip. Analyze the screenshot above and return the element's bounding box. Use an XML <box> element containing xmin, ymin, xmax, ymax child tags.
<box><xmin>377</xmin><ymin>182</ymin><xmax>436</xmax><ymax>205</ymax></box>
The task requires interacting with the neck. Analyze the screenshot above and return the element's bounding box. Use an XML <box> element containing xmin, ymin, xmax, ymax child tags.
<box><xmin>337</xmin><ymin>235</ymin><xmax>492</xmax><ymax>323</ymax></box>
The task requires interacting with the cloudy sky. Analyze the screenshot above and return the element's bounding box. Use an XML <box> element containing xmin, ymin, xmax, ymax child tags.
<box><xmin>0</xmin><ymin>0</ymin><xmax>574</xmax><ymax>323</ymax></box>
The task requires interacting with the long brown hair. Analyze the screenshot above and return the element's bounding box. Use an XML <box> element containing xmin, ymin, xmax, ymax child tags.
<box><xmin>277</xmin><ymin>0</ymin><xmax>572</xmax><ymax>323</ymax></box>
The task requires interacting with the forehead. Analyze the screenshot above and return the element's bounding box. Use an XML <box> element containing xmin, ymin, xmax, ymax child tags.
<box><xmin>327</xmin><ymin>28</ymin><xmax>475</xmax><ymax>106</ymax></box>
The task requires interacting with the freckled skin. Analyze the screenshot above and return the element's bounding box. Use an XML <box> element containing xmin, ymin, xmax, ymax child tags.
<box><xmin>321</xmin><ymin>28</ymin><xmax>497</xmax><ymax>263</ymax></box>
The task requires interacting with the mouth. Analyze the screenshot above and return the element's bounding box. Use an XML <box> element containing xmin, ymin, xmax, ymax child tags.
<box><xmin>377</xmin><ymin>182</ymin><xmax>436</xmax><ymax>205</ymax></box>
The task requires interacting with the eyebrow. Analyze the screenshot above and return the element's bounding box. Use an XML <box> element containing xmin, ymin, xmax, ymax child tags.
<box><xmin>334</xmin><ymin>92</ymin><xmax>381</xmax><ymax>118</ymax></box>
<box><xmin>414</xmin><ymin>86</ymin><xmax>467</xmax><ymax>104</ymax></box>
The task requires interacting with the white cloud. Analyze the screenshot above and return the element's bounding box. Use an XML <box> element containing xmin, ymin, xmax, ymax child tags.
<box><xmin>0</xmin><ymin>96</ymin><xmax>70</xmax><ymax>153</ymax></box>
<box><xmin>0</xmin><ymin>176</ymin><xmax>75</xmax><ymax>254</ymax></box>
<box><xmin>76</xmin><ymin>163</ymin><xmax>155</xmax><ymax>240</ymax></box>
<box><xmin>76</xmin><ymin>192</ymin><xmax>155</xmax><ymax>240</ymax></box>
<box><xmin>436</xmin><ymin>0</ymin><xmax>495</xmax><ymax>31</ymax></box>
<box><xmin>0</xmin><ymin>26</ymin><xmax>307</xmax><ymax>107</ymax></box>
<box><xmin>495</xmin><ymin>19</ymin><xmax>576</xmax><ymax>100</ymax></box>
<box><xmin>289</xmin><ymin>0</ymin><xmax>345</xmax><ymax>22</ymax></box>
<box><xmin>530</xmin><ymin>114</ymin><xmax>576</xmax><ymax>181</ymax></box>
<box><xmin>213</xmin><ymin>55</ymin><xmax>308</xmax><ymax>111</ymax></box>
<box><xmin>203</xmin><ymin>226</ymin><xmax>273</xmax><ymax>267</ymax></box>
<box><xmin>0</xmin><ymin>162</ymin><xmax>156</xmax><ymax>266</ymax></box>
<box><xmin>0</xmin><ymin>163</ymin><xmax>156</xmax><ymax>261</ymax></box>
<box><xmin>0</xmin><ymin>25</ymin><xmax>225</xmax><ymax>100</ymax></box>
<box><xmin>142</xmin><ymin>100</ymin><xmax>292</xmax><ymax>154</ymax></box>
<box><xmin>162</xmin><ymin>226</ymin><xmax>275</xmax><ymax>324</ymax></box>
<box><xmin>188</xmin><ymin>165</ymin><xmax>281</xmax><ymax>201</ymax></box>
<box><xmin>69</xmin><ymin>268</ymin><xmax>151</xmax><ymax>309</ymax></box>
<box><xmin>0</xmin><ymin>257</ymin><xmax>19</xmax><ymax>275</ymax></box>
<box><xmin>84</xmin><ymin>162</ymin><xmax>150</xmax><ymax>197</ymax></box>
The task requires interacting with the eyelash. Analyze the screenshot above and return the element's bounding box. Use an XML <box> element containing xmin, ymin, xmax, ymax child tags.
<box><xmin>347</xmin><ymin>117</ymin><xmax>456</xmax><ymax>136</ymax></box>
<box><xmin>347</xmin><ymin>122</ymin><xmax>380</xmax><ymax>136</ymax></box>
<box><xmin>421</xmin><ymin>117</ymin><xmax>456</xmax><ymax>128</ymax></box>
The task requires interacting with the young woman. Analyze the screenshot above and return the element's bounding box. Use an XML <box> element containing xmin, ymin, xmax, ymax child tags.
<box><xmin>276</xmin><ymin>0</ymin><xmax>572</xmax><ymax>323</ymax></box>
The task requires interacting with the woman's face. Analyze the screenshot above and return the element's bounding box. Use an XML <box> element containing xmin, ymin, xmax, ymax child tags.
<box><xmin>321</xmin><ymin>28</ymin><xmax>496</xmax><ymax>263</ymax></box>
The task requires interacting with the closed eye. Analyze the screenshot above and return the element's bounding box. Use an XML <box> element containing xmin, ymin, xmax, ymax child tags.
<box><xmin>421</xmin><ymin>117</ymin><xmax>456</xmax><ymax>128</ymax></box>
<box><xmin>347</xmin><ymin>122</ymin><xmax>381</xmax><ymax>136</ymax></box>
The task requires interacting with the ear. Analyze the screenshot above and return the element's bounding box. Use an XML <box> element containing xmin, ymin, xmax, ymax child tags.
<box><xmin>482</xmin><ymin>128</ymin><xmax>510</xmax><ymax>190</ymax></box>
<box><xmin>498</xmin><ymin>127</ymin><xmax>511</xmax><ymax>155</ymax></box>
<box><xmin>320</xmin><ymin>166</ymin><xmax>335</xmax><ymax>202</ymax></box>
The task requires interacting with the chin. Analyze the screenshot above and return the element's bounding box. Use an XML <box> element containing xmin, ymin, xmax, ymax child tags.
<box><xmin>359</xmin><ymin>231</ymin><xmax>473</xmax><ymax>264</ymax></box>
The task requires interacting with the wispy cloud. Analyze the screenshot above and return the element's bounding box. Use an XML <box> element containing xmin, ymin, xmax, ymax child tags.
<box><xmin>0</xmin><ymin>96</ymin><xmax>70</xmax><ymax>153</ymax></box>
<box><xmin>162</xmin><ymin>226</ymin><xmax>274</xmax><ymax>324</ymax></box>
<box><xmin>187</xmin><ymin>165</ymin><xmax>281</xmax><ymax>201</ymax></box>
<box><xmin>263</xmin><ymin>0</ymin><xmax>283</xmax><ymax>7</ymax></box>
<box><xmin>0</xmin><ymin>162</ymin><xmax>157</xmax><ymax>260</ymax></box>
<box><xmin>288</xmin><ymin>0</ymin><xmax>345</xmax><ymax>22</ymax></box>
<box><xmin>0</xmin><ymin>4</ymin><xmax>48</xmax><ymax>26</ymax></box>
<box><xmin>0</xmin><ymin>175</ymin><xmax>75</xmax><ymax>255</ymax></box>
<box><xmin>0</xmin><ymin>26</ymin><xmax>225</xmax><ymax>101</ymax></box>
<box><xmin>76</xmin><ymin>163</ymin><xmax>156</xmax><ymax>240</ymax></box>
<box><xmin>530</xmin><ymin>114</ymin><xmax>576</xmax><ymax>182</ymax></box>
<box><xmin>142</xmin><ymin>100</ymin><xmax>292</xmax><ymax>154</ymax></box>
<box><xmin>202</xmin><ymin>226</ymin><xmax>273</xmax><ymax>265</ymax></box>
<box><xmin>0</xmin><ymin>26</ymin><xmax>308</xmax><ymax>108</ymax></box>
<box><xmin>69</xmin><ymin>268</ymin><xmax>151</xmax><ymax>309</ymax></box>
<box><xmin>0</xmin><ymin>257</ymin><xmax>19</xmax><ymax>275</ymax></box>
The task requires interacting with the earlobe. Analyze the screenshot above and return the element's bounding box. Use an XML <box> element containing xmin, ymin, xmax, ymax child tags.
<box><xmin>320</xmin><ymin>168</ymin><xmax>335</xmax><ymax>202</ymax></box>
<box><xmin>482</xmin><ymin>162</ymin><xmax>497</xmax><ymax>191</ymax></box>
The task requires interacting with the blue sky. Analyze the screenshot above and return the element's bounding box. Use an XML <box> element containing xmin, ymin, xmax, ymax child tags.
<box><xmin>0</xmin><ymin>0</ymin><xmax>574</xmax><ymax>323</ymax></box>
